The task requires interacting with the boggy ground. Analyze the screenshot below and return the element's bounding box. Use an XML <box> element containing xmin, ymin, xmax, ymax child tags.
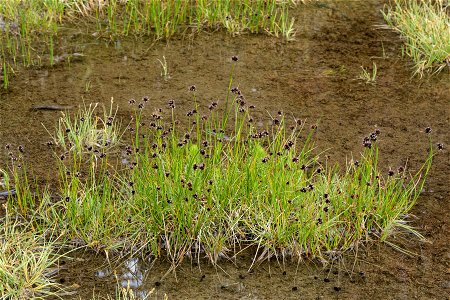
<box><xmin>0</xmin><ymin>0</ymin><xmax>449</xmax><ymax>299</ymax></box>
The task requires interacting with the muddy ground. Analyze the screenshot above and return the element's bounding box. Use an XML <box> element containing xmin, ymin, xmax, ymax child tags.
<box><xmin>0</xmin><ymin>0</ymin><xmax>449</xmax><ymax>299</ymax></box>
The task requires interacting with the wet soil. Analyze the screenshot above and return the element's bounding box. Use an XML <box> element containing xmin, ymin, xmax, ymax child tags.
<box><xmin>1</xmin><ymin>0</ymin><xmax>449</xmax><ymax>299</ymax></box>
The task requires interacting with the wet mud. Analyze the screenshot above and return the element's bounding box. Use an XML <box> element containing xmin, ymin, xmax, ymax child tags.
<box><xmin>1</xmin><ymin>0</ymin><xmax>449</xmax><ymax>299</ymax></box>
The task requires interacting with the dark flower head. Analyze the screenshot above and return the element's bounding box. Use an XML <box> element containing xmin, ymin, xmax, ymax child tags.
<box><xmin>437</xmin><ymin>143</ymin><xmax>444</xmax><ymax>150</ymax></box>
<box><xmin>189</xmin><ymin>85</ymin><xmax>197</xmax><ymax>92</ymax></box>
<box><xmin>231</xmin><ymin>56</ymin><xmax>238</xmax><ymax>62</ymax></box>
<box><xmin>425</xmin><ymin>127</ymin><xmax>432</xmax><ymax>134</ymax></box>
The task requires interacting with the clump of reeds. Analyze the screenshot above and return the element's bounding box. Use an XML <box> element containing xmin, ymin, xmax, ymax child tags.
<box><xmin>2</xmin><ymin>58</ymin><xmax>433</xmax><ymax>271</ymax></box>
<box><xmin>383</xmin><ymin>0</ymin><xmax>450</xmax><ymax>76</ymax></box>
<box><xmin>0</xmin><ymin>209</ymin><xmax>64</xmax><ymax>299</ymax></box>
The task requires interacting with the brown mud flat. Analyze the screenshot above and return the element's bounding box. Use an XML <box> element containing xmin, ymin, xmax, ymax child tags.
<box><xmin>1</xmin><ymin>0</ymin><xmax>449</xmax><ymax>299</ymax></box>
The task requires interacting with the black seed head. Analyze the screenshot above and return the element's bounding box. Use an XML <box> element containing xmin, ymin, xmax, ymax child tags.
<box><xmin>425</xmin><ymin>127</ymin><xmax>432</xmax><ymax>134</ymax></box>
<box><xmin>437</xmin><ymin>143</ymin><xmax>444</xmax><ymax>150</ymax></box>
<box><xmin>189</xmin><ymin>85</ymin><xmax>197</xmax><ymax>92</ymax></box>
<box><xmin>231</xmin><ymin>55</ymin><xmax>238</xmax><ymax>62</ymax></box>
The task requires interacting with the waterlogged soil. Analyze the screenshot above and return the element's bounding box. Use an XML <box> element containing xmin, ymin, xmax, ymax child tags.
<box><xmin>1</xmin><ymin>0</ymin><xmax>449</xmax><ymax>299</ymax></box>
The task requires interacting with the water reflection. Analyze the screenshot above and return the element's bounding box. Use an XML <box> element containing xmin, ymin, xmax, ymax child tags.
<box><xmin>121</xmin><ymin>258</ymin><xmax>145</xmax><ymax>289</ymax></box>
<box><xmin>95</xmin><ymin>257</ymin><xmax>151</xmax><ymax>299</ymax></box>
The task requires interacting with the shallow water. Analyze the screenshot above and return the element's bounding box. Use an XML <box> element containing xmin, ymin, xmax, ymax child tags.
<box><xmin>1</xmin><ymin>0</ymin><xmax>449</xmax><ymax>299</ymax></box>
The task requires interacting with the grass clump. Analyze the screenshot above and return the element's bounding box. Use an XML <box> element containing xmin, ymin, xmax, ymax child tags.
<box><xmin>383</xmin><ymin>0</ymin><xmax>450</xmax><ymax>76</ymax></box>
<box><xmin>359</xmin><ymin>62</ymin><xmax>378</xmax><ymax>84</ymax></box>
<box><xmin>0</xmin><ymin>210</ymin><xmax>63</xmax><ymax>299</ymax></box>
<box><xmin>2</xmin><ymin>59</ymin><xmax>432</xmax><ymax>271</ymax></box>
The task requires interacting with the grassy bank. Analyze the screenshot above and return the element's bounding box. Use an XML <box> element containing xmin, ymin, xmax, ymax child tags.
<box><xmin>1</xmin><ymin>58</ymin><xmax>433</xmax><ymax>280</ymax></box>
<box><xmin>0</xmin><ymin>0</ymin><xmax>297</xmax><ymax>89</ymax></box>
<box><xmin>383</xmin><ymin>0</ymin><xmax>450</xmax><ymax>76</ymax></box>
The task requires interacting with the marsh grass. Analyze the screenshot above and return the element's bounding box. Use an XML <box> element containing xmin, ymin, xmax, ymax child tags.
<box><xmin>0</xmin><ymin>210</ymin><xmax>63</xmax><ymax>299</ymax></box>
<box><xmin>0</xmin><ymin>0</ymin><xmax>297</xmax><ymax>89</ymax></box>
<box><xmin>383</xmin><ymin>0</ymin><xmax>450</xmax><ymax>76</ymax></box>
<box><xmin>1</xmin><ymin>59</ymin><xmax>433</xmax><ymax>273</ymax></box>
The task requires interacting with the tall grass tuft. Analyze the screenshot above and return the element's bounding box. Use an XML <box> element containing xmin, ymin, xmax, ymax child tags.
<box><xmin>2</xmin><ymin>58</ymin><xmax>433</xmax><ymax>270</ymax></box>
<box><xmin>0</xmin><ymin>210</ymin><xmax>63</xmax><ymax>299</ymax></box>
<box><xmin>383</xmin><ymin>0</ymin><xmax>450</xmax><ymax>76</ymax></box>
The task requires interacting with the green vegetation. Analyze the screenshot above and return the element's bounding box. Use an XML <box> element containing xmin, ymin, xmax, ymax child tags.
<box><xmin>0</xmin><ymin>0</ymin><xmax>297</xmax><ymax>89</ymax></box>
<box><xmin>359</xmin><ymin>62</ymin><xmax>378</xmax><ymax>84</ymax></box>
<box><xmin>1</xmin><ymin>60</ymin><xmax>433</xmax><ymax>281</ymax></box>
<box><xmin>383</xmin><ymin>0</ymin><xmax>450</xmax><ymax>76</ymax></box>
<box><xmin>0</xmin><ymin>211</ymin><xmax>63</xmax><ymax>299</ymax></box>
